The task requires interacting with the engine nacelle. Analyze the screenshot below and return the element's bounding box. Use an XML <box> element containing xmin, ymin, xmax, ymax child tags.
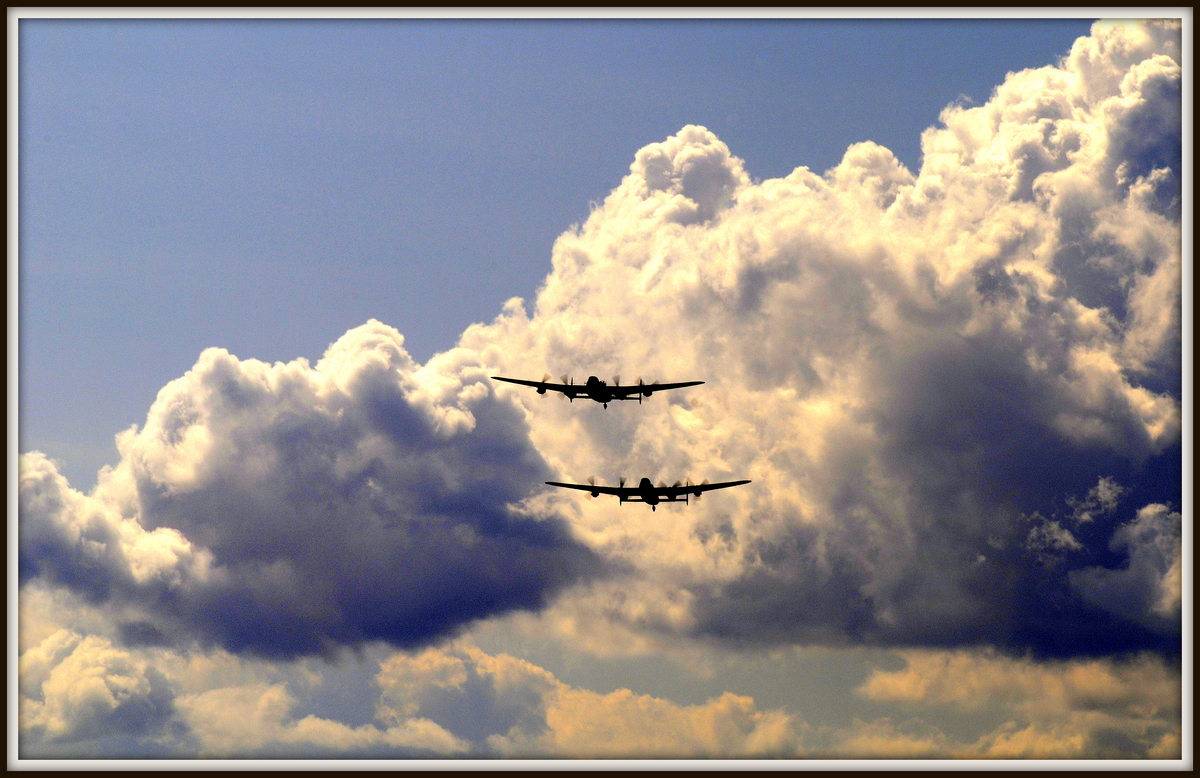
<box><xmin>537</xmin><ymin>387</ymin><xmax>546</xmax><ymax>394</ymax></box>
<box><xmin>643</xmin><ymin>390</ymin><xmax>653</xmax><ymax>397</ymax></box>
<box><xmin>591</xmin><ymin>491</ymin><xmax>599</xmax><ymax>498</ymax></box>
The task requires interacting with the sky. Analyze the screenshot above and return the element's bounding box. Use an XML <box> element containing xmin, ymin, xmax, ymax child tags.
<box><xmin>12</xmin><ymin>12</ymin><xmax>1190</xmax><ymax>764</ymax></box>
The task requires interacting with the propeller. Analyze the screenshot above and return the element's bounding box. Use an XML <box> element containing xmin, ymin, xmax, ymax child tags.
<box><xmin>619</xmin><ymin>476</ymin><xmax>626</xmax><ymax>488</ymax></box>
<box><xmin>690</xmin><ymin>478</ymin><xmax>710</xmax><ymax>500</ymax></box>
<box><xmin>537</xmin><ymin>373</ymin><xmax>552</xmax><ymax>395</ymax></box>
<box><xmin>612</xmin><ymin>375</ymin><xmax>620</xmax><ymax>387</ymax></box>
<box><xmin>587</xmin><ymin>475</ymin><xmax>598</xmax><ymax>498</ymax></box>
<box><xmin>656</xmin><ymin>480</ymin><xmax>666</xmax><ymax>489</ymax></box>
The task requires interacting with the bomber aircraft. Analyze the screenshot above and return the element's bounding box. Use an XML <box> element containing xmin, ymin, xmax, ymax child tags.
<box><xmin>545</xmin><ymin>476</ymin><xmax>751</xmax><ymax>511</ymax></box>
<box><xmin>492</xmin><ymin>374</ymin><xmax>703</xmax><ymax>408</ymax></box>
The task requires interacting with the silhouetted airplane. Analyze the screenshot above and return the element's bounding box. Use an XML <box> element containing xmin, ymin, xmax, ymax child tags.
<box><xmin>492</xmin><ymin>374</ymin><xmax>703</xmax><ymax>408</ymax></box>
<box><xmin>545</xmin><ymin>477</ymin><xmax>750</xmax><ymax>510</ymax></box>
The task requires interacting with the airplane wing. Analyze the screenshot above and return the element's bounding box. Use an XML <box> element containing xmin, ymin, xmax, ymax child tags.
<box><xmin>660</xmin><ymin>479</ymin><xmax>751</xmax><ymax>498</ymax></box>
<box><xmin>492</xmin><ymin>376</ymin><xmax>575</xmax><ymax>394</ymax></box>
<box><xmin>647</xmin><ymin>380</ymin><xmax>705</xmax><ymax>392</ymax></box>
<box><xmin>545</xmin><ymin>481</ymin><xmax>631</xmax><ymax>497</ymax></box>
<box><xmin>694</xmin><ymin>479</ymin><xmax>750</xmax><ymax>492</ymax></box>
<box><xmin>612</xmin><ymin>380</ymin><xmax>705</xmax><ymax>399</ymax></box>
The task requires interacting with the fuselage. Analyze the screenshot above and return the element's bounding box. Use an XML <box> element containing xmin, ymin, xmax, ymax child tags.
<box><xmin>583</xmin><ymin>375</ymin><xmax>612</xmax><ymax>405</ymax></box>
<box><xmin>614</xmin><ymin>477</ymin><xmax>661</xmax><ymax>506</ymax></box>
<box><xmin>638</xmin><ymin>477</ymin><xmax>659</xmax><ymax>507</ymax></box>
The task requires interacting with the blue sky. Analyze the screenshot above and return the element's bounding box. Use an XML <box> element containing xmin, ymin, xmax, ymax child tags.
<box><xmin>19</xmin><ymin>17</ymin><xmax>1099</xmax><ymax>489</ymax></box>
<box><xmin>14</xmin><ymin>14</ymin><xmax>1186</xmax><ymax>763</ymax></box>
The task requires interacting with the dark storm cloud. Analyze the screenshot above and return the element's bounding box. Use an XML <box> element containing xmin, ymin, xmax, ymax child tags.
<box><xmin>19</xmin><ymin>321</ymin><xmax>600</xmax><ymax>658</ymax></box>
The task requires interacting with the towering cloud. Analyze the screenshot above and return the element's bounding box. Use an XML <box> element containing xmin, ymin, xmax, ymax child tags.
<box><xmin>465</xmin><ymin>19</ymin><xmax>1182</xmax><ymax>657</ymax></box>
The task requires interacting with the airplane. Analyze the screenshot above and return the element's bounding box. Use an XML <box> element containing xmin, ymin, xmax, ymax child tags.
<box><xmin>545</xmin><ymin>476</ymin><xmax>751</xmax><ymax>511</ymax></box>
<box><xmin>492</xmin><ymin>374</ymin><xmax>703</xmax><ymax>408</ymax></box>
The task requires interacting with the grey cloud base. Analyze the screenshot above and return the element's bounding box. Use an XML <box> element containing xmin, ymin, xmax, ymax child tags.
<box><xmin>20</xmin><ymin>323</ymin><xmax>601</xmax><ymax>658</ymax></box>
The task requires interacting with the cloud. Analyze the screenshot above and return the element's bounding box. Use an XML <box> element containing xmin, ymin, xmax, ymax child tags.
<box><xmin>19</xmin><ymin>321</ymin><xmax>600</xmax><ymax>658</ymax></box>
<box><xmin>835</xmin><ymin>718</ymin><xmax>952</xmax><ymax>759</ymax></box>
<box><xmin>16</xmin><ymin>618</ymin><xmax>1183</xmax><ymax>760</ymax></box>
<box><xmin>1070</xmin><ymin>503</ymin><xmax>1182</xmax><ymax>627</ymax></box>
<box><xmin>1066</xmin><ymin>476</ymin><xmax>1125</xmax><ymax>524</ymax></box>
<box><xmin>462</xmin><ymin>18</ymin><xmax>1182</xmax><ymax>658</ymax></box>
<box><xmin>174</xmin><ymin>682</ymin><xmax>467</xmax><ymax>757</ymax></box>
<box><xmin>18</xmin><ymin>626</ymin><xmax>807</xmax><ymax>758</ymax></box>
<box><xmin>856</xmin><ymin>648</ymin><xmax>1181</xmax><ymax>758</ymax></box>
<box><xmin>375</xmin><ymin>644</ymin><xmax>804</xmax><ymax>757</ymax></box>
<box><xmin>19</xmin><ymin>630</ymin><xmax>176</xmax><ymax>755</ymax></box>
<box><xmin>17</xmin><ymin>619</ymin><xmax>471</xmax><ymax>758</ymax></box>
<box><xmin>1025</xmin><ymin>512</ymin><xmax>1083</xmax><ymax>562</ymax></box>
<box><xmin>207</xmin><ymin>640</ymin><xmax>1181</xmax><ymax>760</ymax></box>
